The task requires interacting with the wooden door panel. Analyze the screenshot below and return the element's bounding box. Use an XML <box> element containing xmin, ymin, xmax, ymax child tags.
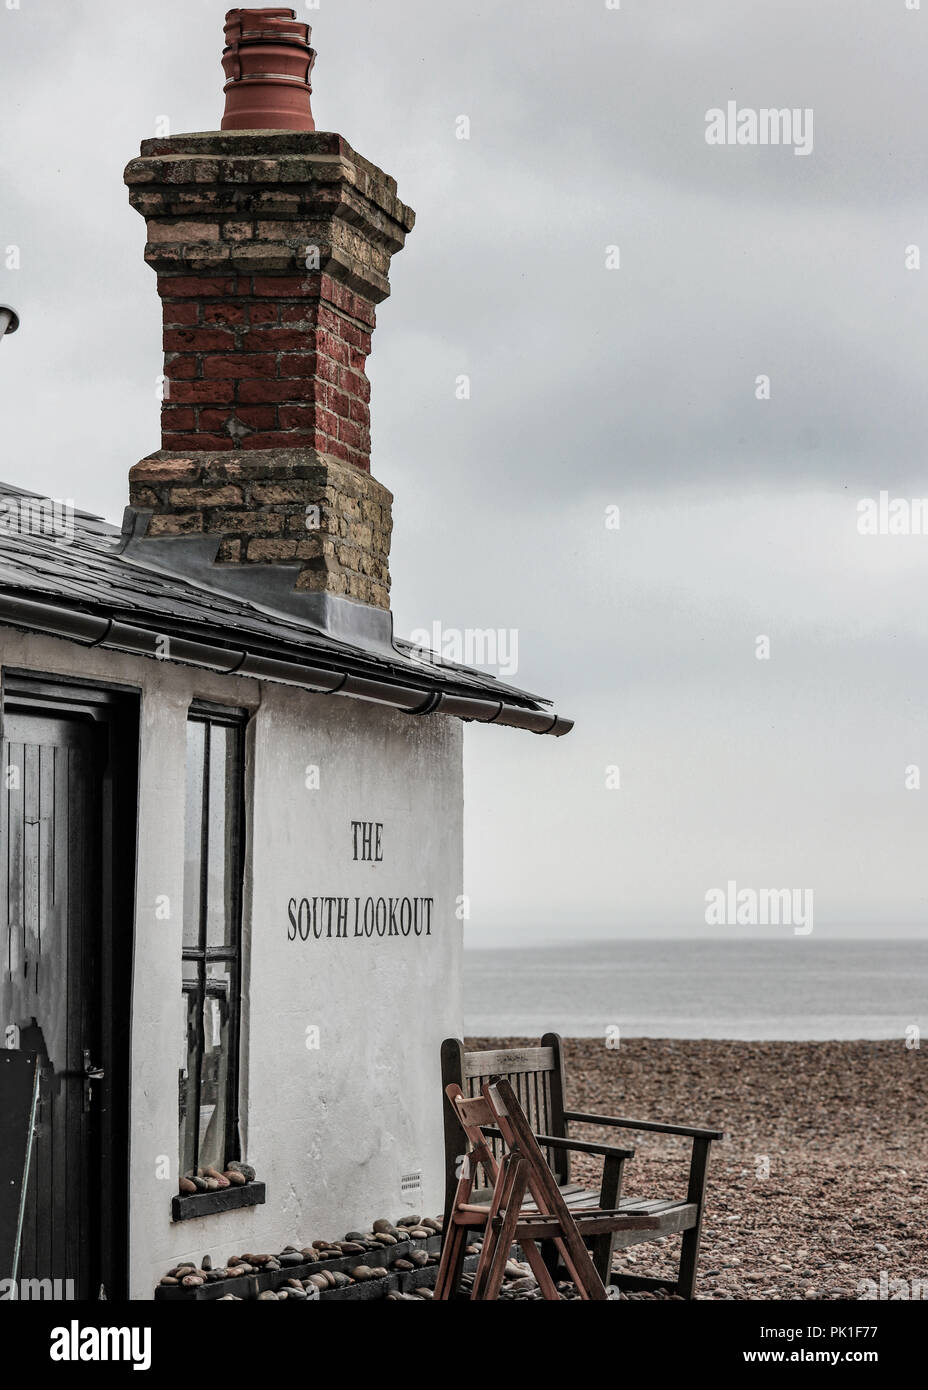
<box><xmin>1</xmin><ymin>714</ymin><xmax>100</xmax><ymax>1299</ymax></box>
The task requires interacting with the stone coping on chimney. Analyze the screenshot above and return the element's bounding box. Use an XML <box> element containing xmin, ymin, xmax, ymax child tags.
<box><xmin>126</xmin><ymin>130</ymin><xmax>415</xmax><ymax>252</ymax></box>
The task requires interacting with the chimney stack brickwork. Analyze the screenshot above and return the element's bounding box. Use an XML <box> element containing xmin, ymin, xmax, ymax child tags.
<box><xmin>130</xmin><ymin>448</ymin><xmax>393</xmax><ymax>607</ymax></box>
<box><xmin>125</xmin><ymin>127</ymin><xmax>414</xmax><ymax>611</ymax></box>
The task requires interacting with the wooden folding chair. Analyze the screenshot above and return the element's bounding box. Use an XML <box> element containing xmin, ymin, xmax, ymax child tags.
<box><xmin>441</xmin><ymin>1036</ymin><xmax>724</xmax><ymax>1296</ymax></box>
<box><xmin>435</xmin><ymin>1077</ymin><xmax>662</xmax><ymax>1301</ymax></box>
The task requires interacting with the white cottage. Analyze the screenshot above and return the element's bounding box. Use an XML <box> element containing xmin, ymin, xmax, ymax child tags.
<box><xmin>0</xmin><ymin>9</ymin><xmax>571</xmax><ymax>1300</ymax></box>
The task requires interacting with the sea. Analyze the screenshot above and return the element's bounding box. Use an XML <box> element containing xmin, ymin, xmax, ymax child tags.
<box><xmin>463</xmin><ymin>937</ymin><xmax>928</xmax><ymax>1040</ymax></box>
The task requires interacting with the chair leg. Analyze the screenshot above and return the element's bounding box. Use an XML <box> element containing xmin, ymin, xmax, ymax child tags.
<box><xmin>434</xmin><ymin>1219</ymin><xmax>469</xmax><ymax>1300</ymax></box>
<box><xmin>677</xmin><ymin>1137</ymin><xmax>712</xmax><ymax>1299</ymax></box>
<box><xmin>592</xmin><ymin>1154</ymin><xmax>625</xmax><ymax>1284</ymax></box>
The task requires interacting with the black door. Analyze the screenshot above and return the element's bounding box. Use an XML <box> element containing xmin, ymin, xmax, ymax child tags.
<box><xmin>0</xmin><ymin>678</ymin><xmax>137</xmax><ymax>1300</ymax></box>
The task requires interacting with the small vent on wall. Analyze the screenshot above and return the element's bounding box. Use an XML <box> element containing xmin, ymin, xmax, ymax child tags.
<box><xmin>400</xmin><ymin>1170</ymin><xmax>422</xmax><ymax>1206</ymax></box>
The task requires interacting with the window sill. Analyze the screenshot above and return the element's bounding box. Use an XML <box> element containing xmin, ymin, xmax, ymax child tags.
<box><xmin>172</xmin><ymin>1182</ymin><xmax>266</xmax><ymax>1223</ymax></box>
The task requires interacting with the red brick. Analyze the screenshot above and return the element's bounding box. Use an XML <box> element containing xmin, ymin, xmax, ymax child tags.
<box><xmin>162</xmin><ymin>432</ymin><xmax>234</xmax><ymax>451</ymax></box>
<box><xmin>309</xmin><ymin>354</ymin><xmax>340</xmax><ymax>385</ymax></box>
<box><xmin>200</xmin><ymin>406</ymin><xmax>276</xmax><ymax>432</ymax></box>
<box><xmin>163</xmin><ymin>354</ymin><xmax>199</xmax><ymax>379</ymax></box>
<box><xmin>164</xmin><ymin>327</ymin><xmax>236</xmax><ymax>352</ymax></box>
<box><xmin>240</xmin><ymin>328</ymin><xmax>308</xmax><ymax>351</ymax></box>
<box><xmin>315</xmin><ymin>332</ymin><xmax>349</xmax><ymax>366</ymax></box>
<box><xmin>323</xmin><ymin>279</ymin><xmax>376</xmax><ymax>326</ymax></box>
<box><xmin>161</xmin><ymin>407</ymin><xmax>196</xmax><ymax>431</ymax></box>
<box><xmin>202</xmin><ymin>354</ymin><xmax>277</xmax><ymax>379</ymax></box>
<box><xmin>158</xmin><ymin>275</ymin><xmax>236</xmax><ymax>298</ymax></box>
<box><xmin>237</xmin><ymin>377</ymin><xmax>321</xmax><ymax>404</ymax></box>
<box><xmin>315</xmin><ymin>305</ymin><xmax>343</xmax><ymax>336</ymax></box>
<box><xmin>338</xmin><ymin>418</ymin><xmax>362</xmax><ymax>449</ymax></box>
<box><xmin>246</xmin><ymin>431</ymin><xmax>318</xmax><ymax>449</ymax></box>
<box><xmin>249</xmin><ymin>304</ymin><xmax>279</xmax><ymax>325</ymax></box>
<box><xmin>325</xmin><ymin>438</ymin><xmax>350</xmax><ymax>462</ymax></box>
<box><xmin>316</xmin><ymin>408</ymin><xmax>339</xmax><ymax>438</ymax></box>
<box><xmin>162</xmin><ymin>302</ymin><xmax>199</xmax><ymax>326</ymax></box>
<box><xmin>327</xmin><ymin>388</ymin><xmax>350</xmax><ymax>418</ymax></box>
<box><xmin>167</xmin><ymin>380</ymin><xmax>236</xmax><ymax>404</ymax></box>
<box><xmin>339</xmin><ymin>368</ymin><xmax>368</xmax><ymax>399</ymax></box>
<box><xmin>204</xmin><ymin>302</ymin><xmax>246</xmax><ymax>325</ymax></box>
<box><xmin>348</xmin><ymin>397</ymin><xmax>370</xmax><ymax>425</ymax></box>
<box><xmin>252</xmin><ymin>274</ymin><xmax>314</xmax><ymax>297</ymax></box>
<box><xmin>278</xmin><ymin>405</ymin><xmax>316</xmax><ymax>430</ymax></box>
<box><xmin>277</xmin><ymin>352</ymin><xmax>319</xmax><ymax>379</ymax></box>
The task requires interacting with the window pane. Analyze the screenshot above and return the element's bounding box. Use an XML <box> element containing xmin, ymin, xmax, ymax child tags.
<box><xmin>205</xmin><ymin>723</ymin><xmax>242</xmax><ymax>949</ymax></box>
<box><xmin>183</xmin><ymin>721</ymin><xmax>205</xmax><ymax>951</ymax></box>
<box><xmin>198</xmin><ymin>962</ymin><xmax>233</xmax><ymax>1172</ymax></box>
<box><xmin>179</xmin><ymin>982</ymin><xmax>200</xmax><ymax>1177</ymax></box>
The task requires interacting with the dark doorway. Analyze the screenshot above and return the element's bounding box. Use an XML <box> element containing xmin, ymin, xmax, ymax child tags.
<box><xmin>0</xmin><ymin>674</ymin><xmax>138</xmax><ymax>1300</ymax></box>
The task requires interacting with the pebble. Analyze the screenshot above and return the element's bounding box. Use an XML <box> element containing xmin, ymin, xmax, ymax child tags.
<box><xmin>178</xmin><ymin>1177</ymin><xmax>197</xmax><ymax>1195</ymax></box>
<box><xmin>224</xmin><ymin>1169</ymin><xmax>246</xmax><ymax>1186</ymax></box>
<box><xmin>157</xmin><ymin>1208</ymin><xmax>454</xmax><ymax>1301</ymax></box>
<box><xmin>226</xmin><ymin>1161</ymin><xmax>256</xmax><ymax>1183</ymax></box>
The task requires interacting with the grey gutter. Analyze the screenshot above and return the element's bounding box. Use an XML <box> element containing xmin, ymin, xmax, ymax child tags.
<box><xmin>0</xmin><ymin>591</ymin><xmax>574</xmax><ymax>737</ymax></box>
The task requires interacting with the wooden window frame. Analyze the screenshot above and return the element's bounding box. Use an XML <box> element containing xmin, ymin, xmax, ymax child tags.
<box><xmin>180</xmin><ymin>700</ymin><xmax>247</xmax><ymax>1177</ymax></box>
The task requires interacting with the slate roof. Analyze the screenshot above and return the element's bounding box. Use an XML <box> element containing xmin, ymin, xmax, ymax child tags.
<box><xmin>0</xmin><ymin>486</ymin><xmax>572</xmax><ymax>734</ymax></box>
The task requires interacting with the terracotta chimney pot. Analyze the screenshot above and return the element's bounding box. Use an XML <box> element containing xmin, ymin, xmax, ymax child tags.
<box><xmin>221</xmin><ymin>7</ymin><xmax>316</xmax><ymax>131</ymax></box>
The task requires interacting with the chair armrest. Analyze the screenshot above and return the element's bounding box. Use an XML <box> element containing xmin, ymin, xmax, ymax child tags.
<box><xmin>564</xmin><ymin>1111</ymin><xmax>724</xmax><ymax>1141</ymax></box>
<box><xmin>483</xmin><ymin>1125</ymin><xmax>634</xmax><ymax>1161</ymax></box>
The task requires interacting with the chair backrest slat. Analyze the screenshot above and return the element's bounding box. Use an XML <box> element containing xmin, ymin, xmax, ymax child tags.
<box><xmin>441</xmin><ymin>1033</ymin><xmax>572</xmax><ymax>1228</ymax></box>
<box><xmin>461</xmin><ymin>1046</ymin><xmax>556</xmax><ymax>1079</ymax></box>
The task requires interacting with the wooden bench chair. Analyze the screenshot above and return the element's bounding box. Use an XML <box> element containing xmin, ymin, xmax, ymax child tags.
<box><xmin>441</xmin><ymin>1034</ymin><xmax>724</xmax><ymax>1298</ymax></box>
<box><xmin>436</xmin><ymin>1076</ymin><xmax>663</xmax><ymax>1300</ymax></box>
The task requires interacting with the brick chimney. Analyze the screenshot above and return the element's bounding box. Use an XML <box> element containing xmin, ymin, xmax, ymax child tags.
<box><xmin>124</xmin><ymin>9</ymin><xmax>414</xmax><ymax>616</ymax></box>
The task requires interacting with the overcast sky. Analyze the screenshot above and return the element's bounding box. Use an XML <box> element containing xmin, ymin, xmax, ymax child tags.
<box><xmin>2</xmin><ymin>0</ymin><xmax>928</xmax><ymax>945</ymax></box>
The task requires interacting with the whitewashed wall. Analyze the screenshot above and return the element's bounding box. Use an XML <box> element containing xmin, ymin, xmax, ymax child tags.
<box><xmin>0</xmin><ymin>629</ymin><xmax>464</xmax><ymax>1299</ymax></box>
